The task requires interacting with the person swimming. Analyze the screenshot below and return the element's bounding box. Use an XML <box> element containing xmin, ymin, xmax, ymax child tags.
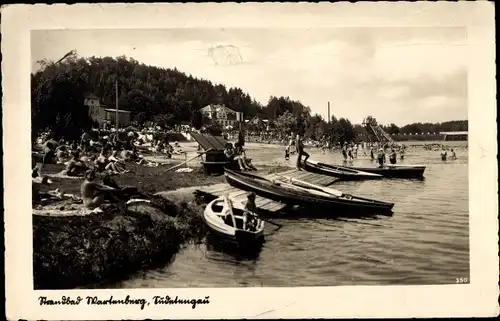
<box><xmin>450</xmin><ymin>148</ymin><xmax>457</xmax><ymax>160</ymax></box>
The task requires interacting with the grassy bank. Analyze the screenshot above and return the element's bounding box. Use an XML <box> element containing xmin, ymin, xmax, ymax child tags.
<box><xmin>33</xmin><ymin>196</ymin><xmax>207</xmax><ymax>289</ymax></box>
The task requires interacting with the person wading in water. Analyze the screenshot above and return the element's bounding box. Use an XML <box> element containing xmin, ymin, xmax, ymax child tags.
<box><xmin>295</xmin><ymin>132</ymin><xmax>309</xmax><ymax>170</ymax></box>
<box><xmin>389</xmin><ymin>148</ymin><xmax>397</xmax><ymax>165</ymax></box>
<box><xmin>377</xmin><ymin>148</ymin><xmax>386</xmax><ymax>168</ymax></box>
<box><xmin>341</xmin><ymin>143</ymin><xmax>348</xmax><ymax>162</ymax></box>
<box><xmin>440</xmin><ymin>147</ymin><xmax>447</xmax><ymax>161</ymax></box>
<box><xmin>450</xmin><ymin>148</ymin><xmax>457</xmax><ymax>160</ymax></box>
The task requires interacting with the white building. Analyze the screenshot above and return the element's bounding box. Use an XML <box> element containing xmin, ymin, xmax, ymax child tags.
<box><xmin>200</xmin><ymin>104</ymin><xmax>243</xmax><ymax>128</ymax></box>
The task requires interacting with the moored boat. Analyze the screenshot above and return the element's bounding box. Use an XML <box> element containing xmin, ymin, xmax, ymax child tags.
<box><xmin>203</xmin><ymin>196</ymin><xmax>265</xmax><ymax>246</ymax></box>
<box><xmin>224</xmin><ymin>169</ymin><xmax>394</xmax><ymax>215</ymax></box>
<box><xmin>345</xmin><ymin>164</ymin><xmax>426</xmax><ymax>179</ymax></box>
<box><xmin>303</xmin><ymin>160</ymin><xmax>383</xmax><ymax>180</ymax></box>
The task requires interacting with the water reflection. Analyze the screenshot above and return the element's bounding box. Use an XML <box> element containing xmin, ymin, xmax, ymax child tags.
<box><xmin>204</xmin><ymin>233</ymin><xmax>264</xmax><ymax>261</ymax></box>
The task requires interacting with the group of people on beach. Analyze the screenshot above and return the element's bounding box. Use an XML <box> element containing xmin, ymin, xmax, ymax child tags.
<box><xmin>223</xmin><ymin>142</ymin><xmax>257</xmax><ymax>171</ymax></box>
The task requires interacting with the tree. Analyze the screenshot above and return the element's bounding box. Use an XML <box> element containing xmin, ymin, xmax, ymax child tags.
<box><xmin>385</xmin><ymin>123</ymin><xmax>400</xmax><ymax>135</ymax></box>
<box><xmin>274</xmin><ymin>111</ymin><xmax>298</xmax><ymax>136</ymax></box>
<box><xmin>305</xmin><ymin>114</ymin><xmax>327</xmax><ymax>140</ymax></box>
<box><xmin>336</xmin><ymin>118</ymin><xmax>355</xmax><ymax>146</ymax></box>
<box><xmin>31</xmin><ymin>56</ymin><xmax>93</xmax><ymax>140</ymax></box>
<box><xmin>191</xmin><ymin>109</ymin><xmax>204</xmax><ymax>130</ymax></box>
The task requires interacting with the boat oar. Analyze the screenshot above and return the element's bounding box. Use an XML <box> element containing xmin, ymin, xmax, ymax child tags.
<box><xmin>223</xmin><ymin>194</ymin><xmax>238</xmax><ymax>228</ymax></box>
<box><xmin>164</xmin><ymin>148</ymin><xmax>213</xmax><ymax>172</ymax></box>
<box><xmin>260</xmin><ymin>217</ymin><xmax>282</xmax><ymax>230</ymax></box>
<box><xmin>231</xmin><ymin>198</ymin><xmax>283</xmax><ymax>230</ymax></box>
<box><xmin>275</xmin><ymin>174</ymin><xmax>344</xmax><ymax>197</ymax></box>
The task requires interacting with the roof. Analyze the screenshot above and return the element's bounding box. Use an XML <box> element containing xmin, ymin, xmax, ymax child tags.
<box><xmin>104</xmin><ymin>109</ymin><xmax>131</xmax><ymax>113</ymax></box>
<box><xmin>439</xmin><ymin>131</ymin><xmax>468</xmax><ymax>135</ymax></box>
<box><xmin>189</xmin><ymin>131</ymin><xmax>228</xmax><ymax>151</ymax></box>
<box><xmin>200</xmin><ymin>104</ymin><xmax>237</xmax><ymax>114</ymax></box>
<box><xmin>84</xmin><ymin>93</ymin><xmax>100</xmax><ymax>100</ymax></box>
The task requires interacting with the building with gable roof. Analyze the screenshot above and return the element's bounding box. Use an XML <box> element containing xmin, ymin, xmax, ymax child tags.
<box><xmin>200</xmin><ymin>104</ymin><xmax>243</xmax><ymax>128</ymax></box>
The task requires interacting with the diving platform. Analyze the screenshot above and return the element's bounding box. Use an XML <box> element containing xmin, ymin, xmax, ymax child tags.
<box><xmin>194</xmin><ymin>169</ymin><xmax>339</xmax><ymax>214</ymax></box>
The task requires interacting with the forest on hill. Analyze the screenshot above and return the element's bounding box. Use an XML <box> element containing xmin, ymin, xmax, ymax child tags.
<box><xmin>31</xmin><ymin>52</ymin><xmax>467</xmax><ymax>143</ymax></box>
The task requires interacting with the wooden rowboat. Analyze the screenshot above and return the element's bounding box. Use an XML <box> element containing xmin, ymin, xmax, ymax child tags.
<box><xmin>224</xmin><ymin>169</ymin><xmax>394</xmax><ymax>215</ymax></box>
<box><xmin>303</xmin><ymin>160</ymin><xmax>383</xmax><ymax>180</ymax></box>
<box><xmin>203</xmin><ymin>196</ymin><xmax>265</xmax><ymax>246</ymax></box>
<box><xmin>345</xmin><ymin>164</ymin><xmax>426</xmax><ymax>179</ymax></box>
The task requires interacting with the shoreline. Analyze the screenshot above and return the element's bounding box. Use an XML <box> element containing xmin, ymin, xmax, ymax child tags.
<box><xmin>32</xmin><ymin>162</ymin><xmax>290</xmax><ymax>289</ymax></box>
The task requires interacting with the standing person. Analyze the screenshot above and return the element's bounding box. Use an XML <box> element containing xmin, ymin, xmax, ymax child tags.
<box><xmin>347</xmin><ymin>144</ymin><xmax>353</xmax><ymax>161</ymax></box>
<box><xmin>377</xmin><ymin>148</ymin><xmax>386</xmax><ymax>168</ymax></box>
<box><xmin>440</xmin><ymin>147</ymin><xmax>447</xmax><ymax>161</ymax></box>
<box><xmin>400</xmin><ymin>144</ymin><xmax>406</xmax><ymax>160</ymax></box>
<box><xmin>243</xmin><ymin>192</ymin><xmax>259</xmax><ymax>231</ymax></box>
<box><xmin>295</xmin><ymin>132</ymin><xmax>309</xmax><ymax>170</ymax></box>
<box><xmin>370</xmin><ymin>145</ymin><xmax>375</xmax><ymax>161</ymax></box>
<box><xmin>389</xmin><ymin>148</ymin><xmax>397</xmax><ymax>165</ymax></box>
<box><xmin>285</xmin><ymin>133</ymin><xmax>294</xmax><ymax>161</ymax></box>
<box><xmin>341</xmin><ymin>143</ymin><xmax>348</xmax><ymax>161</ymax></box>
<box><xmin>353</xmin><ymin>143</ymin><xmax>358</xmax><ymax>159</ymax></box>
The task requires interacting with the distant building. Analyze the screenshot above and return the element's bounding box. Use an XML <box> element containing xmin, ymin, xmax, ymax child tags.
<box><xmin>440</xmin><ymin>131</ymin><xmax>468</xmax><ymax>141</ymax></box>
<box><xmin>200</xmin><ymin>104</ymin><xmax>243</xmax><ymax>128</ymax></box>
<box><xmin>104</xmin><ymin>108</ymin><xmax>131</xmax><ymax>126</ymax></box>
<box><xmin>84</xmin><ymin>93</ymin><xmax>131</xmax><ymax>127</ymax></box>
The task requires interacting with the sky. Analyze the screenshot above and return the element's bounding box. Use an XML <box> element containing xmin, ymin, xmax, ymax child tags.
<box><xmin>31</xmin><ymin>28</ymin><xmax>468</xmax><ymax>126</ymax></box>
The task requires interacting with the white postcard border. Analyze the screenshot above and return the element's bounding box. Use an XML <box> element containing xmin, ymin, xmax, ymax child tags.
<box><xmin>2</xmin><ymin>2</ymin><xmax>498</xmax><ymax>319</ymax></box>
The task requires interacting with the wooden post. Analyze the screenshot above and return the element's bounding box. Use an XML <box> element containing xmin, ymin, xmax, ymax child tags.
<box><xmin>115</xmin><ymin>80</ymin><xmax>119</xmax><ymax>129</ymax></box>
<box><xmin>238</xmin><ymin>112</ymin><xmax>245</xmax><ymax>146</ymax></box>
<box><xmin>327</xmin><ymin>101</ymin><xmax>330</xmax><ymax>123</ymax></box>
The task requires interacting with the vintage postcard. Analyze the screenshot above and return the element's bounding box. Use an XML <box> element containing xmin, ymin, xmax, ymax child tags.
<box><xmin>2</xmin><ymin>2</ymin><xmax>498</xmax><ymax>319</ymax></box>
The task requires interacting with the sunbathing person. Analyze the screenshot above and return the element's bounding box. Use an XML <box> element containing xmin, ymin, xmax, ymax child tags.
<box><xmin>234</xmin><ymin>142</ymin><xmax>255</xmax><ymax>171</ymax></box>
<box><xmin>80</xmin><ymin>170</ymin><xmax>121</xmax><ymax>210</ymax></box>
<box><xmin>93</xmin><ymin>149</ymin><xmax>107</xmax><ymax>171</ymax></box>
<box><xmin>106</xmin><ymin>149</ymin><xmax>130</xmax><ymax>174</ymax></box>
<box><xmin>61</xmin><ymin>151</ymin><xmax>88</xmax><ymax>176</ymax></box>
<box><xmin>172</xmin><ymin>142</ymin><xmax>183</xmax><ymax>155</ymax></box>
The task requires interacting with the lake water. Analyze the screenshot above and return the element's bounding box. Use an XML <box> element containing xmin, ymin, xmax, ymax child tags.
<box><xmin>108</xmin><ymin>141</ymin><xmax>469</xmax><ymax>287</ymax></box>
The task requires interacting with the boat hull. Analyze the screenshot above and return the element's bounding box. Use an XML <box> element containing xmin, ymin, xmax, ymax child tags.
<box><xmin>202</xmin><ymin>199</ymin><xmax>264</xmax><ymax>246</ymax></box>
<box><xmin>224</xmin><ymin>170</ymin><xmax>394</xmax><ymax>215</ymax></box>
<box><xmin>346</xmin><ymin>165</ymin><xmax>426</xmax><ymax>179</ymax></box>
<box><xmin>303</xmin><ymin>161</ymin><xmax>383</xmax><ymax>180</ymax></box>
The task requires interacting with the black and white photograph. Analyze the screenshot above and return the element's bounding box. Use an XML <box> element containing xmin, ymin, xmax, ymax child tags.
<box><xmin>3</xmin><ymin>2</ymin><xmax>498</xmax><ymax>320</ymax></box>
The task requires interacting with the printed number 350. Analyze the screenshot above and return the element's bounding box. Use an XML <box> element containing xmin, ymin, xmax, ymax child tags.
<box><xmin>456</xmin><ymin>277</ymin><xmax>468</xmax><ymax>283</ymax></box>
